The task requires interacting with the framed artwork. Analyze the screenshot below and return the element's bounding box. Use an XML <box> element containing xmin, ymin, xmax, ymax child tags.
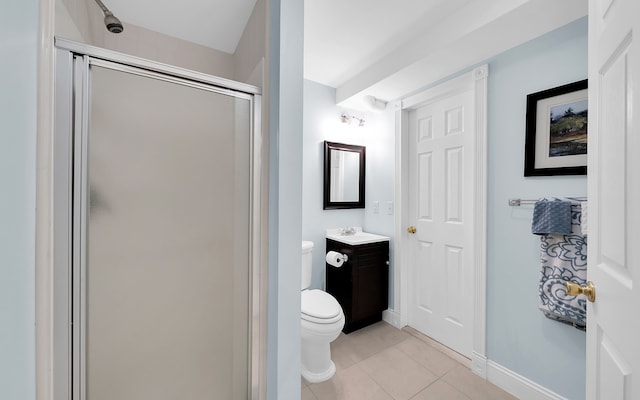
<box><xmin>524</xmin><ymin>79</ymin><xmax>588</xmax><ymax>176</ymax></box>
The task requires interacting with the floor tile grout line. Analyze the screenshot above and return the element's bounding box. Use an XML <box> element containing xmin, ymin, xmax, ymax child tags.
<box><xmin>405</xmin><ymin>376</ymin><xmax>448</xmax><ymax>400</ymax></box>
<box><xmin>350</xmin><ymin>357</ymin><xmax>389</xmax><ymax>398</ymax></box>
<box><xmin>391</xmin><ymin>338</ymin><xmax>461</xmax><ymax>379</ymax></box>
<box><xmin>352</xmin><ymin>338</ymin><xmax>445</xmax><ymax>400</ymax></box>
<box><xmin>402</xmin><ymin>326</ymin><xmax>472</xmax><ymax>368</ymax></box>
<box><xmin>408</xmin><ymin>376</ymin><xmax>475</xmax><ymax>400</ymax></box>
<box><xmin>355</xmin><ymin>357</ymin><xmax>435</xmax><ymax>400</ymax></box>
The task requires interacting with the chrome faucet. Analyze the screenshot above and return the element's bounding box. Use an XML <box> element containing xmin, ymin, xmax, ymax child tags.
<box><xmin>341</xmin><ymin>227</ymin><xmax>356</xmax><ymax>236</ymax></box>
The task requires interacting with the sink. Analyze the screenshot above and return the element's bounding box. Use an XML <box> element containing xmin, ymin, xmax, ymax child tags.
<box><xmin>326</xmin><ymin>228</ymin><xmax>390</xmax><ymax>245</ymax></box>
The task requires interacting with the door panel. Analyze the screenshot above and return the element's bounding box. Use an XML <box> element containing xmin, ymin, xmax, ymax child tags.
<box><xmin>417</xmin><ymin>242</ymin><xmax>434</xmax><ymax>313</ymax></box>
<box><xmin>445</xmin><ymin>146</ymin><xmax>463</xmax><ymax>222</ymax></box>
<box><xmin>418</xmin><ymin>152</ymin><xmax>433</xmax><ymax>220</ymax></box>
<box><xmin>587</xmin><ymin>0</ymin><xmax>640</xmax><ymax>398</ymax></box>
<box><xmin>597</xmin><ymin>333</ymin><xmax>630</xmax><ymax>399</ymax></box>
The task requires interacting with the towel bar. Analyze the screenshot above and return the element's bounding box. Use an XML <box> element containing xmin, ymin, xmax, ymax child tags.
<box><xmin>508</xmin><ymin>199</ymin><xmax>538</xmax><ymax>206</ymax></box>
<box><xmin>509</xmin><ymin>197</ymin><xmax>587</xmax><ymax>207</ymax></box>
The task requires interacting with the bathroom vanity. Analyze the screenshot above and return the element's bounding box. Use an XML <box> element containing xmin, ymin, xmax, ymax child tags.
<box><xmin>325</xmin><ymin>230</ymin><xmax>389</xmax><ymax>333</ymax></box>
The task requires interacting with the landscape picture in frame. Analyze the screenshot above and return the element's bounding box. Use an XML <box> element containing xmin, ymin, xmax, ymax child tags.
<box><xmin>549</xmin><ymin>98</ymin><xmax>588</xmax><ymax>157</ymax></box>
<box><xmin>524</xmin><ymin>79</ymin><xmax>588</xmax><ymax>176</ymax></box>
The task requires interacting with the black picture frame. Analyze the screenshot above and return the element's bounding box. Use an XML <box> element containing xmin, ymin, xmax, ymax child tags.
<box><xmin>524</xmin><ymin>79</ymin><xmax>588</xmax><ymax>176</ymax></box>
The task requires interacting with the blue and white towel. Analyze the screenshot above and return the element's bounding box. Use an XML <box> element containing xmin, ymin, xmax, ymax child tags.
<box><xmin>536</xmin><ymin>200</ymin><xmax>587</xmax><ymax>330</ymax></box>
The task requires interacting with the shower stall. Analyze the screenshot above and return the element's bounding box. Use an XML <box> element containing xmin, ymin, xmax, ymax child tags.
<box><xmin>53</xmin><ymin>39</ymin><xmax>265</xmax><ymax>399</ymax></box>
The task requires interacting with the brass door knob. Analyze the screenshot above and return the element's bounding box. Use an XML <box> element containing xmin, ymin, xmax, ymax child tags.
<box><xmin>407</xmin><ymin>226</ymin><xmax>417</xmax><ymax>234</ymax></box>
<box><xmin>566</xmin><ymin>281</ymin><xmax>596</xmax><ymax>302</ymax></box>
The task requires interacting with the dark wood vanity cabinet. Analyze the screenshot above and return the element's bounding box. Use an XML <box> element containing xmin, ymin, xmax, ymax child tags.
<box><xmin>325</xmin><ymin>238</ymin><xmax>389</xmax><ymax>333</ymax></box>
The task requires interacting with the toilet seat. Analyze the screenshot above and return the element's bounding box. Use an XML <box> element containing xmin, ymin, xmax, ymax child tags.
<box><xmin>301</xmin><ymin>289</ymin><xmax>343</xmax><ymax>324</ymax></box>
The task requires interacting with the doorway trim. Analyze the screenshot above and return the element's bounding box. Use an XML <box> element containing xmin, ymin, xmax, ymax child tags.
<box><xmin>392</xmin><ymin>65</ymin><xmax>488</xmax><ymax>376</ymax></box>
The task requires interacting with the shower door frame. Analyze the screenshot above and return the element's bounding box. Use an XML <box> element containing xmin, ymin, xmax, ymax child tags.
<box><xmin>52</xmin><ymin>38</ymin><xmax>266</xmax><ymax>400</ymax></box>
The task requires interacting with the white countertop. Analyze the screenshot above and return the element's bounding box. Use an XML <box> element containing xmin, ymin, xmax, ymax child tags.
<box><xmin>326</xmin><ymin>227</ymin><xmax>390</xmax><ymax>245</ymax></box>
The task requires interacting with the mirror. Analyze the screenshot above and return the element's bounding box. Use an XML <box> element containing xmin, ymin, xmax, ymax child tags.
<box><xmin>323</xmin><ymin>141</ymin><xmax>365</xmax><ymax>209</ymax></box>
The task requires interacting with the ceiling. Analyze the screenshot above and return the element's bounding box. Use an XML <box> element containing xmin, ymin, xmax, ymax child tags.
<box><xmin>106</xmin><ymin>0</ymin><xmax>258</xmax><ymax>54</ymax></box>
<box><xmin>303</xmin><ymin>0</ymin><xmax>474</xmax><ymax>89</ymax></box>
<box><xmin>103</xmin><ymin>0</ymin><xmax>587</xmax><ymax>110</ymax></box>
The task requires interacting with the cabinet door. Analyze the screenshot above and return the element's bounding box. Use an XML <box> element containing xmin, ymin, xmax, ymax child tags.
<box><xmin>353</xmin><ymin>243</ymin><xmax>388</xmax><ymax>321</ymax></box>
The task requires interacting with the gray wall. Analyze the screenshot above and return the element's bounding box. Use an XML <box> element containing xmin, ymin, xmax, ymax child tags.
<box><xmin>0</xmin><ymin>0</ymin><xmax>38</xmax><ymax>399</ymax></box>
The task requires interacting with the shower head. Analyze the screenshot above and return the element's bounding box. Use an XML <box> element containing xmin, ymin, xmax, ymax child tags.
<box><xmin>103</xmin><ymin>11</ymin><xmax>124</xmax><ymax>34</ymax></box>
<box><xmin>94</xmin><ymin>0</ymin><xmax>124</xmax><ymax>34</ymax></box>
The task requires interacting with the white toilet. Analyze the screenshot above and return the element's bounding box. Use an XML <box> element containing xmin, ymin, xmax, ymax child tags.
<box><xmin>301</xmin><ymin>240</ymin><xmax>345</xmax><ymax>383</ymax></box>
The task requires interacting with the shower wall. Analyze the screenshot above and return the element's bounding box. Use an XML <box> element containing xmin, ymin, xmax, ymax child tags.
<box><xmin>234</xmin><ymin>0</ymin><xmax>267</xmax><ymax>84</ymax></box>
<box><xmin>54</xmin><ymin>0</ymin><xmax>267</xmax><ymax>83</ymax></box>
<box><xmin>55</xmin><ymin>0</ymin><xmax>234</xmax><ymax>78</ymax></box>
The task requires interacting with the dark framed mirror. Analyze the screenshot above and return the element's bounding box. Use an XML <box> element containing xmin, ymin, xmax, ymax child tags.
<box><xmin>323</xmin><ymin>141</ymin><xmax>365</xmax><ymax>209</ymax></box>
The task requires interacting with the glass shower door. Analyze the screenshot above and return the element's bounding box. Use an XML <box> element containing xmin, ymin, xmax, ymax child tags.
<box><xmin>78</xmin><ymin>62</ymin><xmax>252</xmax><ymax>400</ymax></box>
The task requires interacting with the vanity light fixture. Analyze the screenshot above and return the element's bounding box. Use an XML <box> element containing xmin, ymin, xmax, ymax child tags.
<box><xmin>341</xmin><ymin>113</ymin><xmax>365</xmax><ymax>127</ymax></box>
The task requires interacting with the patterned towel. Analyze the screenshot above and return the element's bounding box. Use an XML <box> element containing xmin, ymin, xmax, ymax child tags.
<box><xmin>580</xmin><ymin>201</ymin><xmax>588</xmax><ymax>237</ymax></box>
<box><xmin>537</xmin><ymin>203</ymin><xmax>587</xmax><ymax>329</ymax></box>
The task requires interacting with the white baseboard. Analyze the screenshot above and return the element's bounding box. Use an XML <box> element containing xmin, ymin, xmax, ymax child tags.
<box><xmin>471</xmin><ymin>352</ymin><xmax>487</xmax><ymax>378</ymax></box>
<box><xmin>486</xmin><ymin>360</ymin><xmax>568</xmax><ymax>400</ymax></box>
<box><xmin>382</xmin><ymin>309</ymin><xmax>402</xmax><ymax>329</ymax></box>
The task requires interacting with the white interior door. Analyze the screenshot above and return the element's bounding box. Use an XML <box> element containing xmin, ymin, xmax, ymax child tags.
<box><xmin>407</xmin><ymin>78</ymin><xmax>475</xmax><ymax>358</ymax></box>
<box><xmin>586</xmin><ymin>0</ymin><xmax>640</xmax><ymax>398</ymax></box>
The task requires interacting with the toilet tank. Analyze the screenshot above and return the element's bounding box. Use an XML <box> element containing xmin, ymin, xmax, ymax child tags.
<box><xmin>301</xmin><ymin>241</ymin><xmax>313</xmax><ymax>290</ymax></box>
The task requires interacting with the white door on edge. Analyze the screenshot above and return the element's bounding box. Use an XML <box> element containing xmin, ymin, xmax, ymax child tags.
<box><xmin>586</xmin><ymin>0</ymin><xmax>640</xmax><ymax>398</ymax></box>
<box><xmin>407</xmin><ymin>79</ymin><xmax>475</xmax><ymax>358</ymax></box>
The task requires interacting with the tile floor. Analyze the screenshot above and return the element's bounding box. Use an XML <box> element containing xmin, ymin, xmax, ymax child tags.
<box><xmin>301</xmin><ymin>322</ymin><xmax>518</xmax><ymax>400</ymax></box>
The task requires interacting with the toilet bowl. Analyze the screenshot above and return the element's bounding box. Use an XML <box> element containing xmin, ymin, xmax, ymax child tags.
<box><xmin>301</xmin><ymin>241</ymin><xmax>345</xmax><ymax>383</ymax></box>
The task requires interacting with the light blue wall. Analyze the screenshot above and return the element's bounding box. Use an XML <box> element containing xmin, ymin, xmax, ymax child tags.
<box><xmin>0</xmin><ymin>1</ymin><xmax>38</xmax><ymax>399</ymax></box>
<box><xmin>267</xmin><ymin>0</ymin><xmax>304</xmax><ymax>399</ymax></box>
<box><xmin>486</xmin><ymin>17</ymin><xmax>587</xmax><ymax>400</ymax></box>
<box><xmin>302</xmin><ymin>80</ymin><xmax>395</xmax><ymax>303</ymax></box>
